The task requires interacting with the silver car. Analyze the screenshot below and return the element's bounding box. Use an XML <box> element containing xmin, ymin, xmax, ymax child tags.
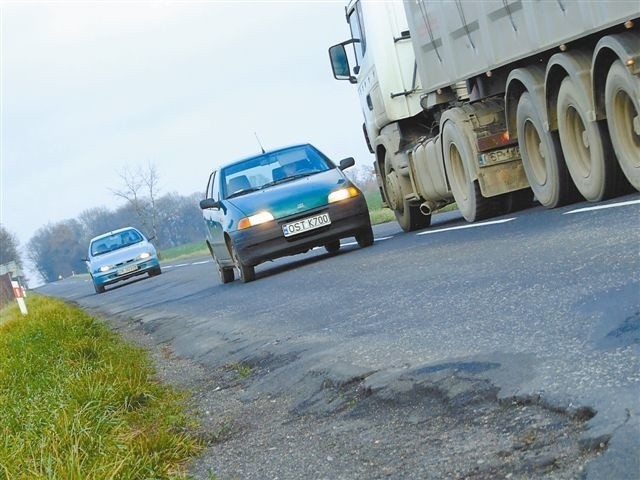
<box><xmin>84</xmin><ymin>227</ymin><xmax>161</xmax><ymax>293</ymax></box>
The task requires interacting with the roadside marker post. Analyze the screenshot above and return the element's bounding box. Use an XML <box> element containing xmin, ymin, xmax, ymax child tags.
<box><xmin>11</xmin><ymin>280</ymin><xmax>28</xmax><ymax>316</ymax></box>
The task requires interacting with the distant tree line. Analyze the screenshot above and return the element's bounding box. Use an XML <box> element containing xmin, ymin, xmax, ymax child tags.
<box><xmin>27</xmin><ymin>191</ymin><xmax>205</xmax><ymax>283</ymax></box>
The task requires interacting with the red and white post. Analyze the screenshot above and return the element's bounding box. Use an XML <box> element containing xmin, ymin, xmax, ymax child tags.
<box><xmin>11</xmin><ymin>280</ymin><xmax>27</xmax><ymax>315</ymax></box>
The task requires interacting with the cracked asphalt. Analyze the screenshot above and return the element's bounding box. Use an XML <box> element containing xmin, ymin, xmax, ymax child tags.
<box><xmin>38</xmin><ymin>195</ymin><xmax>640</xmax><ymax>479</ymax></box>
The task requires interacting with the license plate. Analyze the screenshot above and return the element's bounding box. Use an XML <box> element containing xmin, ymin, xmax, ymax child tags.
<box><xmin>479</xmin><ymin>146</ymin><xmax>521</xmax><ymax>167</ymax></box>
<box><xmin>282</xmin><ymin>212</ymin><xmax>331</xmax><ymax>237</ymax></box>
<box><xmin>117</xmin><ymin>265</ymin><xmax>139</xmax><ymax>275</ymax></box>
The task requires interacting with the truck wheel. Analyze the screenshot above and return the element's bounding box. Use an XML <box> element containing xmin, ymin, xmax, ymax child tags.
<box><xmin>605</xmin><ymin>60</ymin><xmax>640</xmax><ymax>191</ymax></box>
<box><xmin>383</xmin><ymin>155</ymin><xmax>431</xmax><ymax>232</ymax></box>
<box><xmin>231</xmin><ymin>243</ymin><xmax>255</xmax><ymax>283</ymax></box>
<box><xmin>442</xmin><ymin>120</ymin><xmax>498</xmax><ymax>222</ymax></box>
<box><xmin>503</xmin><ymin>188</ymin><xmax>534</xmax><ymax>213</ymax></box>
<box><xmin>516</xmin><ymin>91</ymin><xmax>579</xmax><ymax>207</ymax></box>
<box><xmin>557</xmin><ymin>76</ymin><xmax>618</xmax><ymax>201</ymax></box>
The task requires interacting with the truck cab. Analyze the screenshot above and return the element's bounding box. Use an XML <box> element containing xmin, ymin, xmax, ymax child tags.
<box><xmin>329</xmin><ymin>0</ymin><xmax>424</xmax><ymax>149</ymax></box>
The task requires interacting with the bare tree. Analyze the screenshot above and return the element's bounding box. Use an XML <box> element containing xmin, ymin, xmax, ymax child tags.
<box><xmin>111</xmin><ymin>161</ymin><xmax>160</xmax><ymax>241</ymax></box>
<box><xmin>0</xmin><ymin>224</ymin><xmax>22</xmax><ymax>269</ymax></box>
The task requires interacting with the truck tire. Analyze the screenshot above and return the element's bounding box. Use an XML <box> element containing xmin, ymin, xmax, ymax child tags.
<box><xmin>605</xmin><ymin>60</ymin><xmax>640</xmax><ymax>191</ymax></box>
<box><xmin>516</xmin><ymin>92</ymin><xmax>579</xmax><ymax>207</ymax></box>
<box><xmin>383</xmin><ymin>155</ymin><xmax>431</xmax><ymax>232</ymax></box>
<box><xmin>442</xmin><ymin>120</ymin><xmax>499</xmax><ymax>222</ymax></box>
<box><xmin>557</xmin><ymin>76</ymin><xmax>618</xmax><ymax>201</ymax></box>
<box><xmin>503</xmin><ymin>188</ymin><xmax>534</xmax><ymax>213</ymax></box>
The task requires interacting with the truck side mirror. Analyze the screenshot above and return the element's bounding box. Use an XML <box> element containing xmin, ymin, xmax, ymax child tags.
<box><xmin>329</xmin><ymin>42</ymin><xmax>358</xmax><ymax>84</ymax></box>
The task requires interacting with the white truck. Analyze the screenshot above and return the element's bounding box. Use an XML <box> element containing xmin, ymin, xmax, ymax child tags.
<box><xmin>329</xmin><ymin>0</ymin><xmax>639</xmax><ymax>231</ymax></box>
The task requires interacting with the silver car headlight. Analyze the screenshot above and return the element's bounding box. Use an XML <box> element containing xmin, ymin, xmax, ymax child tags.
<box><xmin>138</xmin><ymin>252</ymin><xmax>151</xmax><ymax>260</ymax></box>
<box><xmin>99</xmin><ymin>265</ymin><xmax>111</xmax><ymax>273</ymax></box>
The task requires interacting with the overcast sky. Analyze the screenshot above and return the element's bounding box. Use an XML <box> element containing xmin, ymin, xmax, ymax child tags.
<box><xmin>0</xmin><ymin>0</ymin><xmax>371</xmax><ymax>253</ymax></box>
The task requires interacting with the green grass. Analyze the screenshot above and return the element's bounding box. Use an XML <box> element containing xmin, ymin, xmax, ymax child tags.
<box><xmin>229</xmin><ymin>362</ymin><xmax>252</xmax><ymax>379</ymax></box>
<box><xmin>0</xmin><ymin>296</ymin><xmax>203</xmax><ymax>479</ymax></box>
<box><xmin>364</xmin><ymin>189</ymin><xmax>395</xmax><ymax>225</ymax></box>
<box><xmin>160</xmin><ymin>242</ymin><xmax>208</xmax><ymax>262</ymax></box>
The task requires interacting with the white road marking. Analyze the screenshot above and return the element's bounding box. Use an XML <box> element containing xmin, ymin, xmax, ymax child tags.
<box><xmin>191</xmin><ymin>260</ymin><xmax>211</xmax><ymax>265</ymax></box>
<box><xmin>563</xmin><ymin>199</ymin><xmax>640</xmax><ymax>215</ymax></box>
<box><xmin>416</xmin><ymin>217</ymin><xmax>516</xmax><ymax>235</ymax></box>
<box><xmin>333</xmin><ymin>236</ymin><xmax>394</xmax><ymax>248</ymax></box>
<box><xmin>173</xmin><ymin>263</ymin><xmax>189</xmax><ymax>268</ymax></box>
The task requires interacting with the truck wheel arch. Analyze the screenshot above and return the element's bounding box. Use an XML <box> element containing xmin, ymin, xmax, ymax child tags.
<box><xmin>505</xmin><ymin>66</ymin><xmax>547</xmax><ymax>140</ymax></box>
<box><xmin>592</xmin><ymin>32</ymin><xmax>640</xmax><ymax>118</ymax></box>
<box><xmin>545</xmin><ymin>50</ymin><xmax>595</xmax><ymax>131</ymax></box>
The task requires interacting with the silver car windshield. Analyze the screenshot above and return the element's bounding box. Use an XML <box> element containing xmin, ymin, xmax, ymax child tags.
<box><xmin>222</xmin><ymin>145</ymin><xmax>332</xmax><ymax>199</ymax></box>
<box><xmin>91</xmin><ymin>229</ymin><xmax>143</xmax><ymax>256</ymax></box>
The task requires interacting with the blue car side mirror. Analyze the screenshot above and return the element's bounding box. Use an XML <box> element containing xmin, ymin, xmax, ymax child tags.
<box><xmin>200</xmin><ymin>198</ymin><xmax>220</xmax><ymax>210</ymax></box>
<box><xmin>339</xmin><ymin>157</ymin><xmax>355</xmax><ymax>170</ymax></box>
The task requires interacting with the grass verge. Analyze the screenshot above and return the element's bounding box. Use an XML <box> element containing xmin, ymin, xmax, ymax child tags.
<box><xmin>160</xmin><ymin>242</ymin><xmax>209</xmax><ymax>262</ymax></box>
<box><xmin>0</xmin><ymin>296</ymin><xmax>203</xmax><ymax>479</ymax></box>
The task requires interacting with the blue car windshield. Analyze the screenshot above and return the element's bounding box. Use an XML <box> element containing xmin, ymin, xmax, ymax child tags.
<box><xmin>222</xmin><ymin>145</ymin><xmax>332</xmax><ymax>199</ymax></box>
<box><xmin>91</xmin><ymin>229</ymin><xmax>143</xmax><ymax>256</ymax></box>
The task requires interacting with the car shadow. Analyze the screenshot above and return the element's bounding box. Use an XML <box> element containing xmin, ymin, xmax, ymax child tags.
<box><xmin>254</xmin><ymin>245</ymin><xmax>359</xmax><ymax>281</ymax></box>
<box><xmin>97</xmin><ymin>273</ymin><xmax>155</xmax><ymax>294</ymax></box>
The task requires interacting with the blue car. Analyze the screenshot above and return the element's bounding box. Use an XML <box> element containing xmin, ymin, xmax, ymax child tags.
<box><xmin>84</xmin><ymin>227</ymin><xmax>161</xmax><ymax>293</ymax></box>
<box><xmin>199</xmin><ymin>144</ymin><xmax>374</xmax><ymax>283</ymax></box>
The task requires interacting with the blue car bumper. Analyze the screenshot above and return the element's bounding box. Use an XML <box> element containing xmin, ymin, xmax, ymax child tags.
<box><xmin>229</xmin><ymin>195</ymin><xmax>371</xmax><ymax>266</ymax></box>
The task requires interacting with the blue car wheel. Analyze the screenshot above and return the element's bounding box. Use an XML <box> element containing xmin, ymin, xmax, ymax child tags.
<box><xmin>231</xmin><ymin>243</ymin><xmax>255</xmax><ymax>283</ymax></box>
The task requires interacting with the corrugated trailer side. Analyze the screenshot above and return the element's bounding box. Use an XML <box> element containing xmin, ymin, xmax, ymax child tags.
<box><xmin>405</xmin><ymin>0</ymin><xmax>639</xmax><ymax>93</ymax></box>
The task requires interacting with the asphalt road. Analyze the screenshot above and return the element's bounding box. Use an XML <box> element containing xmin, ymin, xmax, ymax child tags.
<box><xmin>39</xmin><ymin>194</ymin><xmax>640</xmax><ymax>479</ymax></box>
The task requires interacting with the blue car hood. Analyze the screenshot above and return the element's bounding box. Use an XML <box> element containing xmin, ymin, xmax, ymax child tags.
<box><xmin>227</xmin><ymin>169</ymin><xmax>348</xmax><ymax>219</ymax></box>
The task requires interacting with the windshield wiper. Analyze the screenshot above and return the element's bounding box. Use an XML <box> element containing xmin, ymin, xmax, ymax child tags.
<box><xmin>226</xmin><ymin>187</ymin><xmax>260</xmax><ymax>199</ymax></box>
<box><xmin>260</xmin><ymin>178</ymin><xmax>291</xmax><ymax>189</ymax></box>
<box><xmin>260</xmin><ymin>172</ymin><xmax>315</xmax><ymax>189</ymax></box>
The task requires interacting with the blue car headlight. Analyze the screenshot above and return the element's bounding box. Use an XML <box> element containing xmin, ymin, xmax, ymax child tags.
<box><xmin>238</xmin><ymin>211</ymin><xmax>275</xmax><ymax>230</ymax></box>
<box><xmin>328</xmin><ymin>186</ymin><xmax>360</xmax><ymax>203</ymax></box>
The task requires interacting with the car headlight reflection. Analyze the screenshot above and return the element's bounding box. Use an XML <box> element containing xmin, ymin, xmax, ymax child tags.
<box><xmin>238</xmin><ymin>211</ymin><xmax>275</xmax><ymax>230</ymax></box>
<box><xmin>138</xmin><ymin>252</ymin><xmax>151</xmax><ymax>260</ymax></box>
<box><xmin>99</xmin><ymin>265</ymin><xmax>111</xmax><ymax>272</ymax></box>
<box><xmin>328</xmin><ymin>186</ymin><xmax>359</xmax><ymax>203</ymax></box>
